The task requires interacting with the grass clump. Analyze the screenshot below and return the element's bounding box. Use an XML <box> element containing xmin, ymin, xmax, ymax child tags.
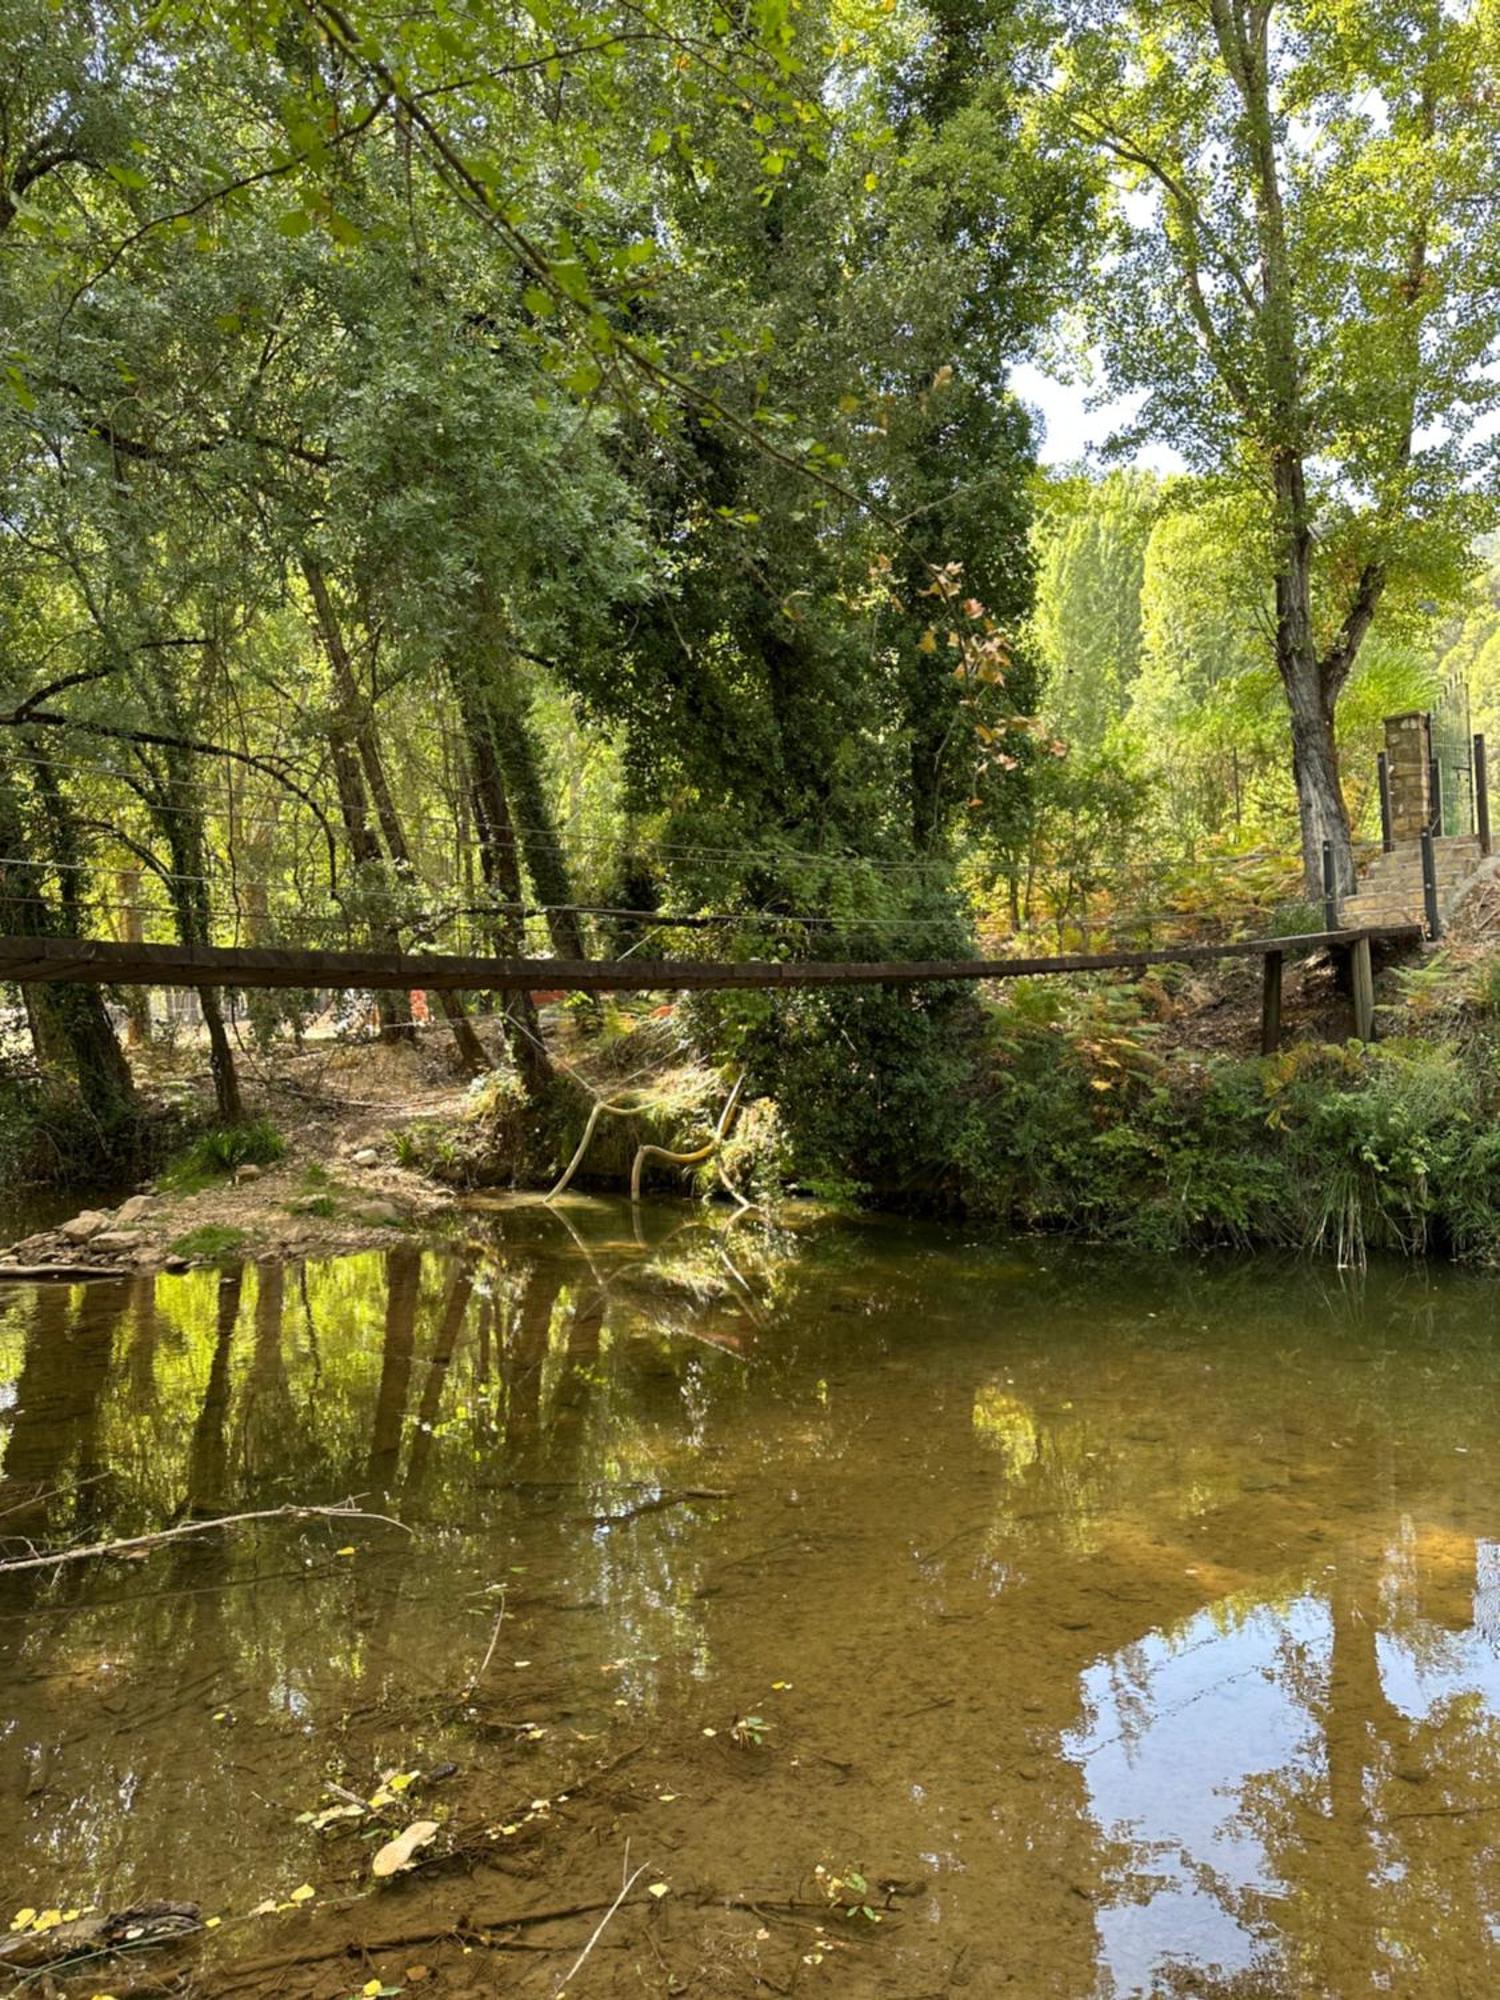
<box><xmin>170</xmin><ymin>1223</ymin><xmax>248</xmax><ymax>1263</ymax></box>
<box><xmin>162</xmin><ymin>1118</ymin><xmax>285</xmax><ymax>1192</ymax></box>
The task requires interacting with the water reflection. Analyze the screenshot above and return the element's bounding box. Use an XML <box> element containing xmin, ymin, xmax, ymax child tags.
<box><xmin>3</xmin><ymin>1212</ymin><xmax>1500</xmax><ymax>1992</ymax></box>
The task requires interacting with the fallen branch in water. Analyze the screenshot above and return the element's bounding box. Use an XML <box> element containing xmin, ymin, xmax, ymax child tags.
<box><xmin>556</xmin><ymin>1849</ymin><xmax>649</xmax><ymax>1993</ymax></box>
<box><xmin>216</xmin><ymin>1897</ymin><xmax>622</xmax><ymax>1986</ymax></box>
<box><xmin>545</xmin><ymin>1093</ymin><xmax>639</xmax><ymax>1202</ymax></box>
<box><xmin>0</xmin><ymin>1501</ymin><xmax>411</xmax><ymax>1575</ymax></box>
<box><xmin>583</xmin><ymin>1486</ymin><xmax>732</xmax><ymax>1527</ymax></box>
<box><xmin>462</xmin><ymin>1587</ymin><xmax>507</xmax><ymax>1697</ymax></box>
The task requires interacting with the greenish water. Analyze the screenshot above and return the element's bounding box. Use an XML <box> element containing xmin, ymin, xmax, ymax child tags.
<box><xmin>3</xmin><ymin>1204</ymin><xmax>1500</xmax><ymax>1996</ymax></box>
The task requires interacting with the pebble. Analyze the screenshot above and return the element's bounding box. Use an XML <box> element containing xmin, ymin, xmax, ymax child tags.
<box><xmin>115</xmin><ymin>1194</ymin><xmax>154</xmax><ymax>1226</ymax></box>
<box><xmin>351</xmin><ymin>1147</ymin><xmax>380</xmax><ymax>1167</ymax></box>
<box><xmin>234</xmin><ymin>1163</ymin><xmax>262</xmax><ymax>1184</ymax></box>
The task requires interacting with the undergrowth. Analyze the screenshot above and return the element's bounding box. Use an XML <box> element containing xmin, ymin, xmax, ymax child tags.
<box><xmin>693</xmin><ymin>961</ymin><xmax>1500</xmax><ymax>1265</ymax></box>
<box><xmin>161</xmin><ymin>1118</ymin><xmax>286</xmax><ymax>1192</ymax></box>
<box><xmin>0</xmin><ymin>1060</ymin><xmax>170</xmax><ymax>1189</ymax></box>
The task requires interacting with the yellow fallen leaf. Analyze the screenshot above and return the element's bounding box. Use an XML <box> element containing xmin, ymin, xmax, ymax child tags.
<box><xmin>647</xmin><ymin>1882</ymin><xmax>670</xmax><ymax>1900</ymax></box>
<box><xmin>250</xmin><ymin>1899</ymin><xmax>278</xmax><ymax>1917</ymax></box>
<box><xmin>771</xmin><ymin>1681</ymin><xmax>792</xmax><ymax>1690</ymax></box>
<box><xmin>31</xmin><ymin>1911</ymin><xmax>64</xmax><ymax>1933</ymax></box>
<box><xmin>289</xmin><ymin>1884</ymin><xmax>315</xmax><ymax>1904</ymax></box>
<box><xmin>335</xmin><ymin>1546</ymin><xmax>356</xmax><ymax>1558</ymax></box>
<box><xmin>657</xmin><ymin>1792</ymin><xmax>679</xmax><ymax>1802</ymax></box>
<box><xmin>9</xmin><ymin>1910</ymin><xmax>36</xmax><ymax>1933</ymax></box>
<box><xmin>388</xmin><ymin>1770</ymin><xmax>416</xmax><ymax>1792</ymax></box>
<box><xmin>205</xmin><ymin>1916</ymin><xmax>222</xmax><ymax>1929</ymax></box>
<box><xmin>363</xmin><ymin>1982</ymin><xmax>383</xmax><ymax>1996</ymax></box>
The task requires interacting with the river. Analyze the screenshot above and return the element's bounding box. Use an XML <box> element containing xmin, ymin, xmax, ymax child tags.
<box><xmin>2</xmin><ymin>1201</ymin><xmax>1499</xmax><ymax>1996</ymax></box>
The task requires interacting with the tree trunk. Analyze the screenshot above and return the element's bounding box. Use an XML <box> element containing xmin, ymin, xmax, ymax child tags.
<box><xmin>303</xmin><ymin>558</ymin><xmax>414</xmax><ymax>1045</ymax></box>
<box><xmin>482</xmin><ymin>665</ymin><xmax>589</xmax><ymax>961</ymax></box>
<box><xmin>116</xmin><ymin>867</ymin><xmax>152</xmax><ymax>1047</ymax></box>
<box><xmin>140</xmin><ymin>742</ymin><xmax>245</xmax><ymax>1125</ymax></box>
<box><xmin>308</xmin><ymin>572</ymin><xmax>490</xmax><ymax>1078</ymax></box>
<box><xmin>3</xmin><ymin>750</ymin><xmax>138</xmax><ymax>1126</ymax></box>
<box><xmin>1272</xmin><ymin>456</ymin><xmax>1356</xmax><ymax>897</ymax></box>
<box><xmin>454</xmin><ymin>674</ymin><xmax>555</xmax><ymax>1101</ymax></box>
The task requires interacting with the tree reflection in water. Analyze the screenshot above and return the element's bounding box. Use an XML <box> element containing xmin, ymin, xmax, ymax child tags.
<box><xmin>2</xmin><ymin>1213</ymin><xmax>1500</xmax><ymax>1992</ymax></box>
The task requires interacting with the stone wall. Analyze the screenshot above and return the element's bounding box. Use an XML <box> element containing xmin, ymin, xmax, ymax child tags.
<box><xmin>1384</xmin><ymin>711</ymin><xmax>1432</xmax><ymax>844</ymax></box>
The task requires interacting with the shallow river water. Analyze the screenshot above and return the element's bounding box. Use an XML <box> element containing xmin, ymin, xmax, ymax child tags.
<box><xmin>4</xmin><ymin>1202</ymin><xmax>1500</xmax><ymax>1997</ymax></box>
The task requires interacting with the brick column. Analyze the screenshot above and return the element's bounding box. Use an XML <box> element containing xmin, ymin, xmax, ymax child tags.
<box><xmin>1384</xmin><ymin>712</ymin><xmax>1432</xmax><ymax>844</ymax></box>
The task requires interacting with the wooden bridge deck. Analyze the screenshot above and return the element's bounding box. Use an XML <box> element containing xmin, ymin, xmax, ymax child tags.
<box><xmin>0</xmin><ymin>925</ymin><xmax>1425</xmax><ymax>995</ymax></box>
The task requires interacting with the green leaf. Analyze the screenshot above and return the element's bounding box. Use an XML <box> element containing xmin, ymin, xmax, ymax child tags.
<box><xmin>275</xmin><ymin>208</ymin><xmax>314</xmax><ymax>237</ymax></box>
<box><xmin>3</xmin><ymin>366</ymin><xmax>37</xmax><ymax>414</ymax></box>
<box><xmin>523</xmin><ymin>286</ymin><xmax>556</xmax><ymax>317</ymax></box>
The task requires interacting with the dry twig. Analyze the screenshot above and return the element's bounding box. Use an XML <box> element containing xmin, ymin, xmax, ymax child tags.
<box><xmin>0</xmin><ymin>1501</ymin><xmax>409</xmax><ymax>1575</ymax></box>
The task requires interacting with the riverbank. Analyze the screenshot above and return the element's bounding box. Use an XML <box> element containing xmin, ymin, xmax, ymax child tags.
<box><xmin>7</xmin><ymin>933</ymin><xmax>1500</xmax><ymax>1274</ymax></box>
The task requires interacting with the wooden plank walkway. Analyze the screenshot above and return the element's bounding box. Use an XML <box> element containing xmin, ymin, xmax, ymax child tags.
<box><xmin>0</xmin><ymin>925</ymin><xmax>1424</xmax><ymax>995</ymax></box>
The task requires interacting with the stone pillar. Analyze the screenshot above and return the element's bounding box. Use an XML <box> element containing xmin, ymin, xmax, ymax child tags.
<box><xmin>1384</xmin><ymin>712</ymin><xmax>1432</xmax><ymax>844</ymax></box>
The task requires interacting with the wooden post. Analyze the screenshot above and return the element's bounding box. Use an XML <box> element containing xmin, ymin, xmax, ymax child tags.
<box><xmin>1260</xmin><ymin>950</ymin><xmax>1283</xmax><ymax>1055</ymax></box>
<box><xmin>1350</xmin><ymin>935</ymin><xmax>1375</xmax><ymax>1043</ymax></box>
<box><xmin>1421</xmin><ymin>826</ymin><xmax>1442</xmax><ymax>940</ymax></box>
<box><xmin>1321</xmin><ymin>839</ymin><xmax>1338</xmax><ymax>934</ymax></box>
<box><xmin>1476</xmin><ymin>733</ymin><xmax>1491</xmax><ymax>858</ymax></box>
